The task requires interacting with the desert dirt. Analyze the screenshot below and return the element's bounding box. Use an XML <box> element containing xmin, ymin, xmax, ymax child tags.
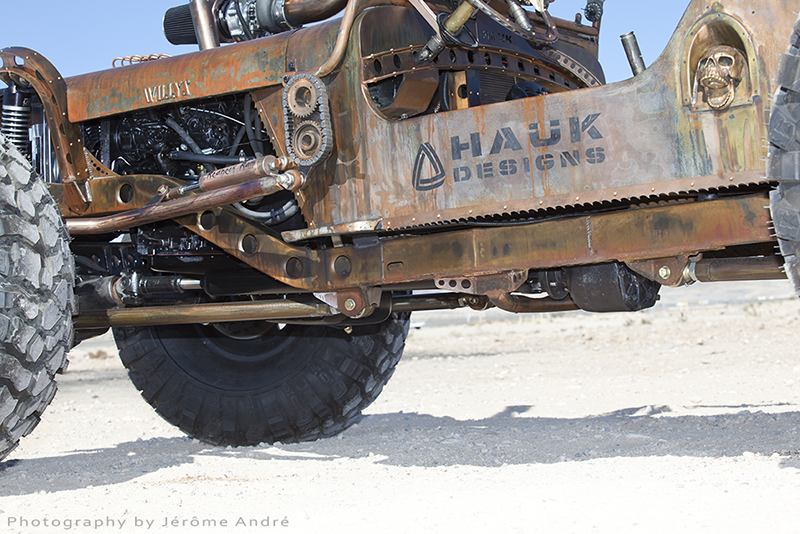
<box><xmin>1</xmin><ymin>281</ymin><xmax>799</xmax><ymax>533</ymax></box>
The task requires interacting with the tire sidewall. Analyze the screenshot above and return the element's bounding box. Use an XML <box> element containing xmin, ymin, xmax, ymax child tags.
<box><xmin>0</xmin><ymin>133</ymin><xmax>74</xmax><ymax>461</ymax></box>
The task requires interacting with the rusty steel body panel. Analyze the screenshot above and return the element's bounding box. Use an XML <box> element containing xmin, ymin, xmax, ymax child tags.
<box><xmin>65</xmin><ymin>35</ymin><xmax>290</xmax><ymax>122</ymax></box>
<box><xmin>299</xmin><ymin>0</ymin><xmax>782</xmax><ymax>231</ymax></box>
<box><xmin>172</xmin><ymin>192</ymin><xmax>773</xmax><ymax>291</ymax></box>
<box><xmin>0</xmin><ymin>48</ymin><xmax>91</xmax><ymax>212</ymax></box>
<box><xmin>2</xmin><ymin>0</ymin><xmax>792</xmax><ymax>303</ymax></box>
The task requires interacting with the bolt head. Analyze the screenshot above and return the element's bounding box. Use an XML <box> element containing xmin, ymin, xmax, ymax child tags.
<box><xmin>344</xmin><ymin>299</ymin><xmax>357</xmax><ymax>311</ymax></box>
<box><xmin>659</xmin><ymin>266</ymin><xmax>672</xmax><ymax>280</ymax></box>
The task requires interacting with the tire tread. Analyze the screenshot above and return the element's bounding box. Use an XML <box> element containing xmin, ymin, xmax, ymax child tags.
<box><xmin>114</xmin><ymin>314</ymin><xmax>409</xmax><ymax>447</ymax></box>
<box><xmin>768</xmin><ymin>12</ymin><xmax>800</xmax><ymax>296</ymax></box>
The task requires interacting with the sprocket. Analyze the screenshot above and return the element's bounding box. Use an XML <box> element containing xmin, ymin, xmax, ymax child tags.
<box><xmin>286</xmin><ymin>78</ymin><xmax>319</xmax><ymax>118</ymax></box>
<box><xmin>282</xmin><ymin>73</ymin><xmax>333</xmax><ymax>166</ymax></box>
<box><xmin>291</xmin><ymin>120</ymin><xmax>325</xmax><ymax>162</ymax></box>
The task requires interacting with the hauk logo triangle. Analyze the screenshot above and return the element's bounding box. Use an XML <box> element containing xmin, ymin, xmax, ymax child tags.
<box><xmin>412</xmin><ymin>143</ymin><xmax>446</xmax><ymax>191</ymax></box>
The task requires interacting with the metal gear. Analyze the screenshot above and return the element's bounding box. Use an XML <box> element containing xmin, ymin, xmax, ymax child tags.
<box><xmin>283</xmin><ymin>73</ymin><xmax>332</xmax><ymax>166</ymax></box>
<box><xmin>292</xmin><ymin>120</ymin><xmax>324</xmax><ymax>161</ymax></box>
<box><xmin>286</xmin><ymin>78</ymin><xmax>319</xmax><ymax>118</ymax></box>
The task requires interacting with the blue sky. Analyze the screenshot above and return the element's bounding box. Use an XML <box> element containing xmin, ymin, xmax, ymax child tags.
<box><xmin>2</xmin><ymin>0</ymin><xmax>687</xmax><ymax>84</ymax></box>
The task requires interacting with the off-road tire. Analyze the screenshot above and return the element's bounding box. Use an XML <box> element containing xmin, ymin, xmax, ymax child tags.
<box><xmin>113</xmin><ymin>313</ymin><xmax>410</xmax><ymax>446</ymax></box>
<box><xmin>0</xmin><ymin>134</ymin><xmax>74</xmax><ymax>461</ymax></box>
<box><xmin>768</xmin><ymin>12</ymin><xmax>800</xmax><ymax>295</ymax></box>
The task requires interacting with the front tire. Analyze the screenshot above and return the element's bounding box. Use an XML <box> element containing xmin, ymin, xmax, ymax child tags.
<box><xmin>0</xmin><ymin>134</ymin><xmax>74</xmax><ymax>461</ymax></box>
<box><xmin>113</xmin><ymin>314</ymin><xmax>410</xmax><ymax>446</ymax></box>
<box><xmin>768</xmin><ymin>14</ymin><xmax>800</xmax><ymax>295</ymax></box>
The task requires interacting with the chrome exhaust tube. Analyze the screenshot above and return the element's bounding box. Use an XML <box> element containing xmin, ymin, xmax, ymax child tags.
<box><xmin>190</xmin><ymin>0</ymin><xmax>221</xmax><ymax>49</ymax></box>
<box><xmin>621</xmin><ymin>31</ymin><xmax>646</xmax><ymax>76</ymax></box>
<box><xmin>66</xmin><ymin>172</ymin><xmax>299</xmax><ymax>236</ymax></box>
<box><xmin>66</xmin><ymin>157</ymin><xmax>302</xmax><ymax>235</ymax></box>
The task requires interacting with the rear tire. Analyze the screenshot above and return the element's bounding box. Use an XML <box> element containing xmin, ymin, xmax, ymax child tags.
<box><xmin>113</xmin><ymin>313</ymin><xmax>410</xmax><ymax>446</ymax></box>
<box><xmin>768</xmin><ymin>13</ymin><xmax>800</xmax><ymax>295</ymax></box>
<box><xmin>0</xmin><ymin>134</ymin><xmax>74</xmax><ymax>461</ymax></box>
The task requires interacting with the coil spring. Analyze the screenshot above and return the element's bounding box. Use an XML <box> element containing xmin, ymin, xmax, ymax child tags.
<box><xmin>1</xmin><ymin>86</ymin><xmax>32</xmax><ymax>158</ymax></box>
<box><xmin>112</xmin><ymin>54</ymin><xmax>171</xmax><ymax>68</ymax></box>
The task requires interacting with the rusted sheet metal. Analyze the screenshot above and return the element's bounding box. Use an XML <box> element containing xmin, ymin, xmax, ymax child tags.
<box><xmin>252</xmin><ymin>86</ymin><xmax>289</xmax><ymax>158</ymax></box>
<box><xmin>0</xmin><ymin>47</ymin><xmax>90</xmax><ymax>211</ymax></box>
<box><xmin>174</xmin><ymin>192</ymin><xmax>773</xmax><ymax>291</ymax></box>
<box><xmin>296</xmin><ymin>0</ymin><xmax>789</xmax><ymax>231</ymax></box>
<box><xmin>284</xmin><ymin>2</ymin><xmax>606</xmax><ymax>229</ymax></box>
<box><xmin>50</xmin><ymin>175</ymin><xmax>185</xmax><ymax>218</ymax></box>
<box><xmin>65</xmin><ymin>34</ymin><xmax>292</xmax><ymax>122</ymax></box>
<box><xmin>377</xmin><ymin>194</ymin><xmax>773</xmax><ymax>284</ymax></box>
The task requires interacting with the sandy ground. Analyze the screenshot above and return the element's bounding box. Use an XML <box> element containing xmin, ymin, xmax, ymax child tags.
<box><xmin>1</xmin><ymin>281</ymin><xmax>800</xmax><ymax>533</ymax></box>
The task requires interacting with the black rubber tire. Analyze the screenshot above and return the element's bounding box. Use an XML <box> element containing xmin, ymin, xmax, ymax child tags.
<box><xmin>770</xmin><ymin>182</ymin><xmax>800</xmax><ymax>294</ymax></box>
<box><xmin>0</xmin><ymin>134</ymin><xmax>75</xmax><ymax>461</ymax></box>
<box><xmin>112</xmin><ymin>313</ymin><xmax>410</xmax><ymax>446</ymax></box>
<box><xmin>768</xmin><ymin>12</ymin><xmax>800</xmax><ymax>295</ymax></box>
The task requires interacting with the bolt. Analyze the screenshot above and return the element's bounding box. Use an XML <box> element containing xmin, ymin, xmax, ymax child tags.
<box><xmin>659</xmin><ymin>266</ymin><xmax>672</xmax><ymax>280</ymax></box>
<box><xmin>344</xmin><ymin>299</ymin><xmax>357</xmax><ymax>312</ymax></box>
<box><xmin>344</xmin><ymin>326</ymin><xmax>353</xmax><ymax>334</ymax></box>
<box><xmin>276</xmin><ymin>173</ymin><xmax>293</xmax><ymax>189</ymax></box>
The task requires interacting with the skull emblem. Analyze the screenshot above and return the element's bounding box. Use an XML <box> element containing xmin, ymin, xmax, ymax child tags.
<box><xmin>694</xmin><ymin>45</ymin><xmax>746</xmax><ymax>111</ymax></box>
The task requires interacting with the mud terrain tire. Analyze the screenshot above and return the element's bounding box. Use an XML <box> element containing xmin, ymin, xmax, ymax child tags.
<box><xmin>0</xmin><ymin>134</ymin><xmax>74</xmax><ymax>461</ymax></box>
<box><xmin>768</xmin><ymin>12</ymin><xmax>800</xmax><ymax>295</ymax></box>
<box><xmin>113</xmin><ymin>314</ymin><xmax>410</xmax><ymax>446</ymax></box>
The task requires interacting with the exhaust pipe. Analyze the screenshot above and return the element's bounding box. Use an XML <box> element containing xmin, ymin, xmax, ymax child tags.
<box><xmin>621</xmin><ymin>31</ymin><xmax>646</xmax><ymax>77</ymax></box>
<box><xmin>65</xmin><ymin>159</ymin><xmax>303</xmax><ymax>235</ymax></box>
<box><xmin>164</xmin><ymin>0</ymin><xmax>348</xmax><ymax>46</ymax></box>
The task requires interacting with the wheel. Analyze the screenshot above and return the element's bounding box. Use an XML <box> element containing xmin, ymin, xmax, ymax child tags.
<box><xmin>113</xmin><ymin>313</ymin><xmax>410</xmax><ymax>446</ymax></box>
<box><xmin>767</xmin><ymin>12</ymin><xmax>800</xmax><ymax>295</ymax></box>
<box><xmin>770</xmin><ymin>182</ymin><xmax>800</xmax><ymax>294</ymax></box>
<box><xmin>0</xmin><ymin>134</ymin><xmax>74</xmax><ymax>461</ymax></box>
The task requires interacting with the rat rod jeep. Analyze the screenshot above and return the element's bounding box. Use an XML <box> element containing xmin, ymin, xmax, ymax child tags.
<box><xmin>0</xmin><ymin>0</ymin><xmax>799</xmax><ymax>458</ymax></box>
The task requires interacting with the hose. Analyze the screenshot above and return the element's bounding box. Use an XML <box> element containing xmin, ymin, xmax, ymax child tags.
<box><xmin>168</xmin><ymin>151</ymin><xmax>248</xmax><ymax>165</ymax></box>
<box><xmin>243</xmin><ymin>94</ymin><xmax>264</xmax><ymax>158</ymax></box>
<box><xmin>228</xmin><ymin>125</ymin><xmax>247</xmax><ymax>156</ymax></box>
<box><xmin>165</xmin><ymin>116</ymin><xmax>204</xmax><ymax>154</ymax></box>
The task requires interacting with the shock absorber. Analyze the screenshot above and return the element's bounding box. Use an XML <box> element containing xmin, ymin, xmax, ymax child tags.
<box><xmin>1</xmin><ymin>83</ymin><xmax>32</xmax><ymax>158</ymax></box>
